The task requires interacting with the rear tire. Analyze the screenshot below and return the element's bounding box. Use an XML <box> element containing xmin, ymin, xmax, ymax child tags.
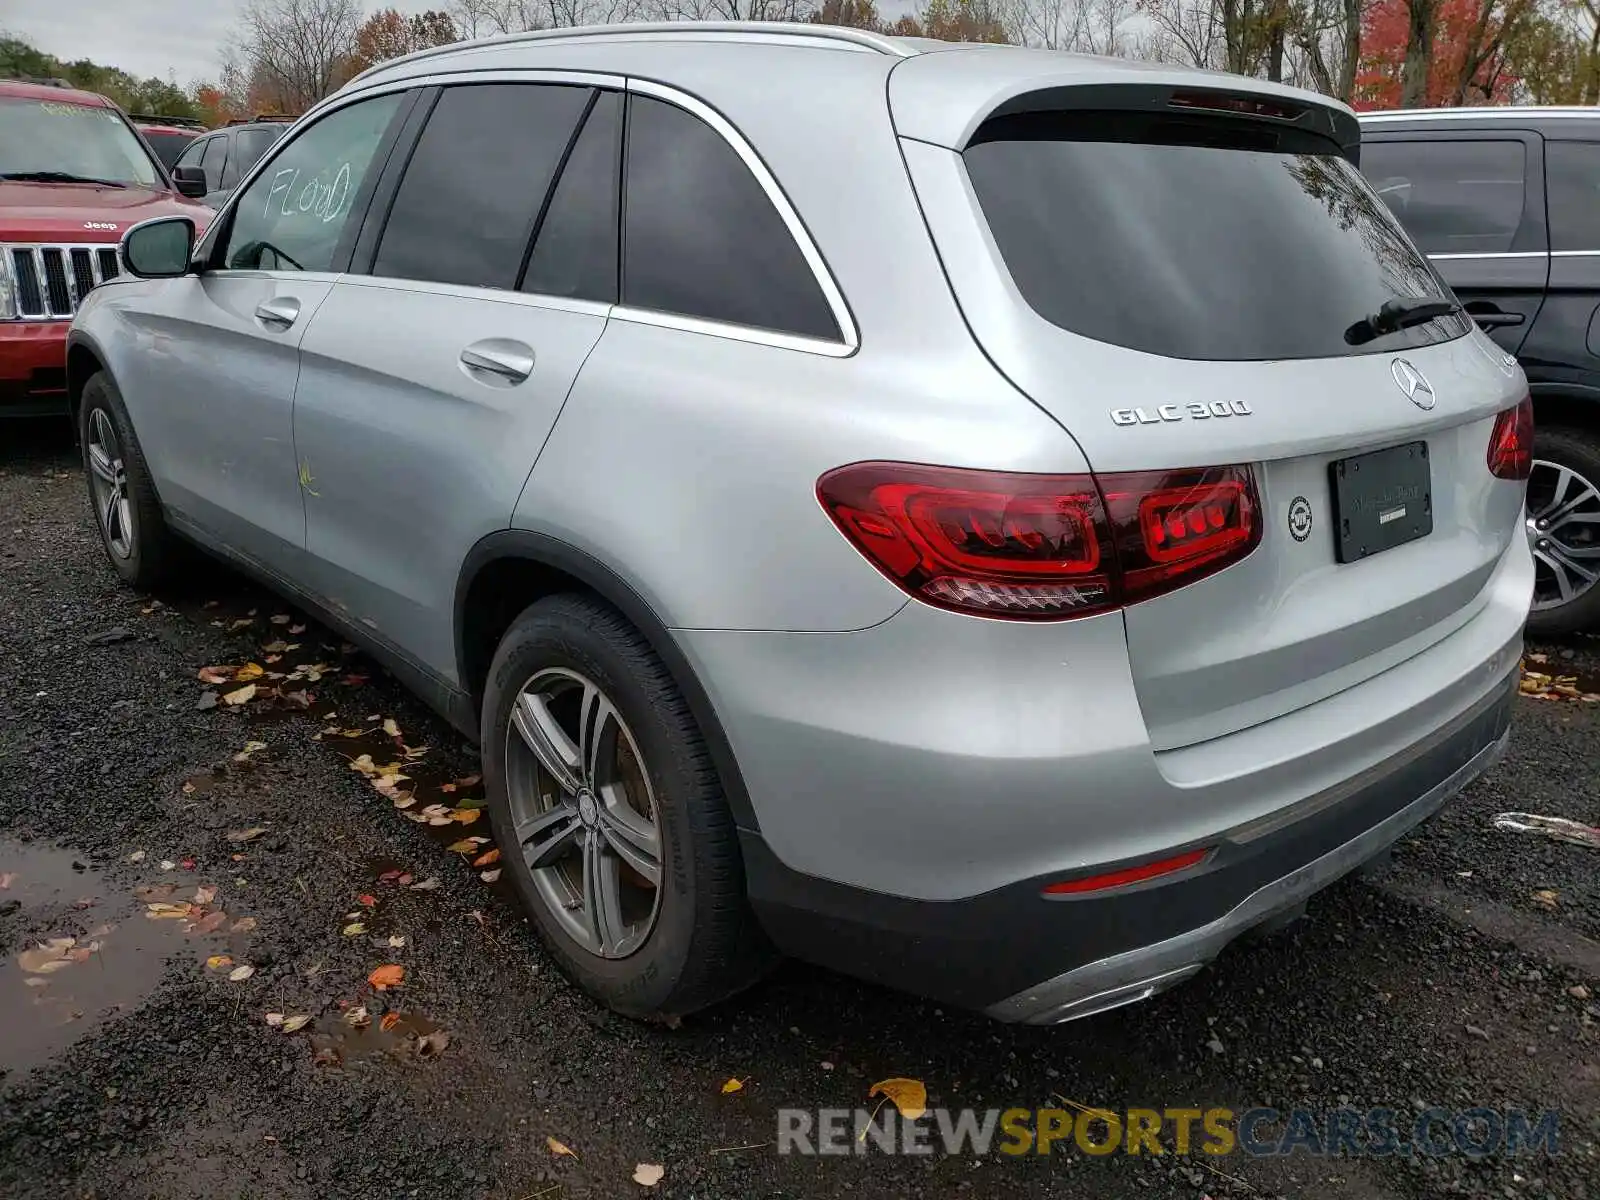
<box><xmin>481</xmin><ymin>593</ymin><xmax>772</xmax><ymax>1019</ymax></box>
<box><xmin>1526</xmin><ymin>424</ymin><xmax>1600</xmax><ymax>636</ymax></box>
<box><xmin>79</xmin><ymin>372</ymin><xmax>185</xmax><ymax>590</ymax></box>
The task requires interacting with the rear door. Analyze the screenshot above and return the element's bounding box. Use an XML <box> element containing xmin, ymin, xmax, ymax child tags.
<box><xmin>900</xmin><ymin>88</ymin><xmax>1527</xmax><ymax>749</ymax></box>
<box><xmin>292</xmin><ymin>78</ymin><xmax>618</xmax><ymax>678</ymax></box>
<box><xmin>1360</xmin><ymin>130</ymin><xmax>1548</xmax><ymax>354</ymax></box>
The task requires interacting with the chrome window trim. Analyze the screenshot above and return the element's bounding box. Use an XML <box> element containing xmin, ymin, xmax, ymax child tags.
<box><xmin>623</xmin><ymin>76</ymin><xmax>859</xmax><ymax>356</ymax></box>
<box><xmin>1552</xmin><ymin>249</ymin><xmax>1600</xmax><ymax>258</ymax></box>
<box><xmin>337</xmin><ymin>273</ymin><xmax>614</xmax><ymax>320</ymax></box>
<box><xmin>1427</xmin><ymin>251</ymin><xmax>1549</xmax><ymax>261</ymax></box>
<box><xmin>1360</xmin><ymin>107</ymin><xmax>1600</xmax><ymax>123</ymax></box>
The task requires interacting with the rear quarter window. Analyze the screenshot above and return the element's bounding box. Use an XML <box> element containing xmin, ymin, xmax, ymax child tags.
<box><xmin>1545</xmin><ymin>141</ymin><xmax>1600</xmax><ymax>252</ymax></box>
<box><xmin>1359</xmin><ymin>139</ymin><xmax>1528</xmax><ymax>254</ymax></box>
<box><xmin>964</xmin><ymin>111</ymin><xmax>1462</xmax><ymax>362</ymax></box>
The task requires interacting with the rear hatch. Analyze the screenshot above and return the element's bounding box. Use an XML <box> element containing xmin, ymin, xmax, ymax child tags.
<box><xmin>893</xmin><ymin>63</ymin><xmax>1528</xmax><ymax>749</ymax></box>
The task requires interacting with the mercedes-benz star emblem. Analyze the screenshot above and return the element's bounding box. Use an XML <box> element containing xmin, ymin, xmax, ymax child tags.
<box><xmin>1391</xmin><ymin>358</ymin><xmax>1436</xmax><ymax>410</ymax></box>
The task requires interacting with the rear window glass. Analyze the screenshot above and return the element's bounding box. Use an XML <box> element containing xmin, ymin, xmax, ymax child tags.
<box><xmin>1544</xmin><ymin>141</ymin><xmax>1600</xmax><ymax>252</ymax></box>
<box><xmin>1359</xmin><ymin>139</ymin><xmax>1527</xmax><ymax>255</ymax></box>
<box><xmin>964</xmin><ymin>112</ymin><xmax>1463</xmax><ymax>362</ymax></box>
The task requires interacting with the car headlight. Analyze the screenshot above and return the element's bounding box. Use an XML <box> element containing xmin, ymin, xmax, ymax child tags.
<box><xmin>0</xmin><ymin>249</ymin><xmax>16</xmax><ymax>320</ymax></box>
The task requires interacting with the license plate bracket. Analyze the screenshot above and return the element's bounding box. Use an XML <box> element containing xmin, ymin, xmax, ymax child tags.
<box><xmin>1329</xmin><ymin>441</ymin><xmax>1433</xmax><ymax>564</ymax></box>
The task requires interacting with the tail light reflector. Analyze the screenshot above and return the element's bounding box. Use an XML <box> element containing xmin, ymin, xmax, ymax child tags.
<box><xmin>1487</xmin><ymin>396</ymin><xmax>1533</xmax><ymax>481</ymax></box>
<box><xmin>1042</xmin><ymin>847</ymin><xmax>1212</xmax><ymax>896</ymax></box>
<box><xmin>817</xmin><ymin>461</ymin><xmax>1261</xmax><ymax>620</ymax></box>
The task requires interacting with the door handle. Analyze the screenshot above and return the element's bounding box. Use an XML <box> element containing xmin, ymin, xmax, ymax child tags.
<box><xmin>459</xmin><ymin>340</ymin><xmax>535</xmax><ymax>385</ymax></box>
<box><xmin>1463</xmin><ymin>303</ymin><xmax>1526</xmax><ymax>329</ymax></box>
<box><xmin>255</xmin><ymin>297</ymin><xmax>301</xmax><ymax>329</ymax></box>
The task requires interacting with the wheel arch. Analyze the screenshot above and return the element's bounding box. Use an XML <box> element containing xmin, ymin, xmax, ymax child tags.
<box><xmin>1528</xmin><ymin>382</ymin><xmax>1600</xmax><ymax>432</ymax></box>
<box><xmin>454</xmin><ymin>530</ymin><xmax>761</xmax><ymax>832</ymax></box>
<box><xmin>65</xmin><ymin>330</ymin><xmax>109</xmax><ymax>433</ymax></box>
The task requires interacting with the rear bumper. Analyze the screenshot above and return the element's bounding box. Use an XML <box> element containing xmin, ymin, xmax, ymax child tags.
<box><xmin>0</xmin><ymin>321</ymin><xmax>70</xmax><ymax>416</ymax></box>
<box><xmin>740</xmin><ymin>670</ymin><xmax>1514</xmax><ymax>1020</ymax></box>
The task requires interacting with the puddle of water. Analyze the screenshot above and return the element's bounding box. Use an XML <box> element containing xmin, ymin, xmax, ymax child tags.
<box><xmin>1</xmin><ymin>839</ymin><xmax>257</xmax><ymax>1077</ymax></box>
<box><xmin>306</xmin><ymin>1007</ymin><xmax>448</xmax><ymax>1066</ymax></box>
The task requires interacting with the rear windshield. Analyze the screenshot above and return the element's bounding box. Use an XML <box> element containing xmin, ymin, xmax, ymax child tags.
<box><xmin>142</xmin><ymin>130</ymin><xmax>196</xmax><ymax>168</ymax></box>
<box><xmin>964</xmin><ymin>111</ymin><xmax>1469</xmax><ymax>361</ymax></box>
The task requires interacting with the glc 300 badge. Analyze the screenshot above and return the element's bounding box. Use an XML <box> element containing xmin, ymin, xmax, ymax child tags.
<box><xmin>1110</xmin><ymin>400</ymin><xmax>1254</xmax><ymax>426</ymax></box>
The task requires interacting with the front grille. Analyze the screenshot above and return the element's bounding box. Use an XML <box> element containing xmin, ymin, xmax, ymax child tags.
<box><xmin>5</xmin><ymin>243</ymin><xmax>121</xmax><ymax>320</ymax></box>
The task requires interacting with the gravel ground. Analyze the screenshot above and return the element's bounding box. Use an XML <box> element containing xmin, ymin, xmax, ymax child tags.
<box><xmin>1</xmin><ymin>420</ymin><xmax>1596</xmax><ymax>1200</ymax></box>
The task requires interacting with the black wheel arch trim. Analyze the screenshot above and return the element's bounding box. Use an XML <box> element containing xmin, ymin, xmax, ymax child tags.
<box><xmin>64</xmin><ymin>329</ymin><xmax>112</xmax><ymax>422</ymax></box>
<box><xmin>455</xmin><ymin>529</ymin><xmax>762</xmax><ymax>833</ymax></box>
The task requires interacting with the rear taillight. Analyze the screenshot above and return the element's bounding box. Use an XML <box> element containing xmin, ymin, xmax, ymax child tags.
<box><xmin>1488</xmin><ymin>396</ymin><xmax>1534</xmax><ymax>481</ymax></box>
<box><xmin>817</xmin><ymin>461</ymin><xmax>1261</xmax><ymax>620</ymax></box>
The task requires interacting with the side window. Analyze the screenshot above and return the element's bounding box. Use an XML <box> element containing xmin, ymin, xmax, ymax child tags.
<box><xmin>372</xmin><ymin>83</ymin><xmax>591</xmax><ymax>290</ymax></box>
<box><xmin>219</xmin><ymin>133</ymin><xmax>242</xmax><ymax>189</ymax></box>
<box><xmin>223</xmin><ymin>93</ymin><xmax>403</xmax><ymax>273</ymax></box>
<box><xmin>1360</xmin><ymin>139</ymin><xmax>1527</xmax><ymax>255</ymax></box>
<box><xmin>233</xmin><ymin>127</ymin><xmax>282</xmax><ymax>179</ymax></box>
<box><xmin>200</xmin><ymin>136</ymin><xmax>228</xmax><ymax>192</ymax></box>
<box><xmin>523</xmin><ymin>90</ymin><xmax>621</xmax><ymax>304</ymax></box>
<box><xmin>623</xmin><ymin>96</ymin><xmax>838</xmax><ymax>340</ymax></box>
<box><xmin>174</xmin><ymin>136</ymin><xmax>207</xmax><ymax>173</ymax></box>
<box><xmin>1545</xmin><ymin>141</ymin><xmax>1600</xmax><ymax>252</ymax></box>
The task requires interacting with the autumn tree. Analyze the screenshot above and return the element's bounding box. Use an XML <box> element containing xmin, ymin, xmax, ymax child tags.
<box><xmin>351</xmin><ymin>8</ymin><xmax>460</xmax><ymax>72</ymax></box>
<box><xmin>234</xmin><ymin>0</ymin><xmax>365</xmax><ymax>112</ymax></box>
<box><xmin>1358</xmin><ymin>0</ymin><xmax>1531</xmax><ymax>107</ymax></box>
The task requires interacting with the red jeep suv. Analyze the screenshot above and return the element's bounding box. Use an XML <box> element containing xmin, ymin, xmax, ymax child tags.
<box><xmin>1</xmin><ymin>78</ymin><xmax>209</xmax><ymax>416</ymax></box>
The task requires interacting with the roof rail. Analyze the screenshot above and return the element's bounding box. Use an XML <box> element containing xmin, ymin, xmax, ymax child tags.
<box><xmin>130</xmin><ymin>113</ymin><xmax>207</xmax><ymax>129</ymax></box>
<box><xmin>1360</xmin><ymin>105</ymin><xmax>1600</xmax><ymax>121</ymax></box>
<box><xmin>347</xmin><ymin>20</ymin><xmax>912</xmax><ymax>87</ymax></box>
<box><xmin>226</xmin><ymin>112</ymin><xmax>297</xmax><ymax>125</ymax></box>
<box><xmin>2</xmin><ymin>75</ymin><xmax>77</xmax><ymax>89</ymax></box>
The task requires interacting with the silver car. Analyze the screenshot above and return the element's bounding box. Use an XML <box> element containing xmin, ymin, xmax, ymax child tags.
<box><xmin>67</xmin><ymin>24</ymin><xmax>1533</xmax><ymax>1025</ymax></box>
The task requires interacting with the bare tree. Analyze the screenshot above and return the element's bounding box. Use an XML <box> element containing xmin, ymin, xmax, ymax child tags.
<box><xmin>236</xmin><ymin>0</ymin><xmax>363</xmax><ymax>110</ymax></box>
<box><xmin>1138</xmin><ymin>0</ymin><xmax>1226</xmax><ymax>67</ymax></box>
<box><xmin>451</xmin><ymin>0</ymin><xmax>641</xmax><ymax>29</ymax></box>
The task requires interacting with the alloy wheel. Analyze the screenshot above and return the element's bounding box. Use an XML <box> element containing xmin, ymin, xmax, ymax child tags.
<box><xmin>87</xmin><ymin>408</ymin><xmax>134</xmax><ymax>560</ymax></box>
<box><xmin>503</xmin><ymin>667</ymin><xmax>663</xmax><ymax>959</ymax></box>
<box><xmin>1527</xmin><ymin>457</ymin><xmax>1600</xmax><ymax>612</ymax></box>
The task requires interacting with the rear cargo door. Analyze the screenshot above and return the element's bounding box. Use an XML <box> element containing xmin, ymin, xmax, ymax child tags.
<box><xmin>894</xmin><ymin>70</ymin><xmax>1529</xmax><ymax>749</ymax></box>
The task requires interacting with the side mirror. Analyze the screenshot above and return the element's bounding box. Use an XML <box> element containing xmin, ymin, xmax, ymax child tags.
<box><xmin>121</xmin><ymin>217</ymin><xmax>196</xmax><ymax>279</ymax></box>
<box><xmin>171</xmin><ymin>165</ymin><xmax>207</xmax><ymax>198</ymax></box>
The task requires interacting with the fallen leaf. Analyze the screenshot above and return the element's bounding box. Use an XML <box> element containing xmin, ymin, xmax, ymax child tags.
<box><xmin>233</xmin><ymin>741</ymin><xmax>268</xmax><ymax>763</ymax></box>
<box><xmin>443</xmin><ymin>774</ymin><xmax>481</xmax><ymax>793</ymax></box>
<box><xmin>368</xmin><ymin>964</ymin><xmax>405</xmax><ymax>990</ymax></box>
<box><xmin>197</xmin><ymin>666</ymin><xmax>236</xmax><ymax>685</ymax></box>
<box><xmin>146</xmin><ymin>902</ymin><xmax>193</xmax><ymax>919</ymax></box>
<box><xmin>417</xmin><ymin>1030</ymin><xmax>450</xmax><ymax>1058</ymax></box>
<box><xmin>445</xmin><ymin>839</ymin><xmax>479</xmax><ymax>854</ymax></box>
<box><xmin>190</xmin><ymin>910</ymin><xmax>228</xmax><ymax>936</ymax></box>
<box><xmin>228</xmin><ymin>964</ymin><xmax>256</xmax><ymax>982</ymax></box>
<box><xmin>227</xmin><ymin>827</ymin><xmax>268</xmax><ymax>844</ymax></box>
<box><xmin>382</xmin><ymin>718</ymin><xmax>401</xmax><ymax>738</ymax></box>
<box><xmin>868</xmin><ymin>1078</ymin><xmax>928</xmax><ymax>1121</ymax></box>
<box><xmin>231</xmin><ymin>917</ymin><xmax>258</xmax><ymax>934</ymax></box>
<box><xmin>181</xmin><ymin>857</ymin><xmax>197</xmax><ymax>870</ymax></box>
<box><xmin>472</xmin><ymin>849</ymin><xmax>501</xmax><ymax>868</ymax></box>
<box><xmin>388</xmin><ymin>934</ymin><xmax>407</xmax><ymax>948</ymax></box>
<box><xmin>409</xmin><ymin>876</ymin><xmax>440</xmax><ymax>891</ymax></box>
<box><xmin>428</xmin><ymin>816</ymin><xmax>455</xmax><ymax>827</ymax></box>
<box><xmin>396</xmin><ymin>874</ymin><xmax>413</xmax><ymax>887</ymax></box>
<box><xmin>378</xmin><ymin>870</ymin><xmax>402</xmax><ymax>882</ymax></box>
<box><xmin>126</xmin><ymin>849</ymin><xmax>147</xmax><ymax>863</ymax></box>
<box><xmin>281</xmin><ymin>1014</ymin><xmax>312</xmax><ymax>1033</ymax></box>
<box><xmin>342</xmin><ymin>922</ymin><xmax>367</xmax><ymax>937</ymax></box>
<box><xmin>392</xmin><ymin>794</ymin><xmax>417</xmax><ymax>809</ymax></box>
<box><xmin>422</xmin><ymin>804</ymin><xmax>451</xmax><ymax>818</ymax></box>
<box><xmin>222</xmin><ymin>684</ymin><xmax>258</xmax><ymax>706</ymax></box>
<box><xmin>18</xmin><ymin>946</ymin><xmax>73</xmax><ymax>973</ymax></box>
<box><xmin>313</xmin><ymin>1046</ymin><xmax>342</xmax><ymax>1068</ymax></box>
<box><xmin>358</xmin><ymin>893</ymin><xmax>378</xmax><ymax>907</ymax></box>
<box><xmin>547</xmin><ymin>1136</ymin><xmax>578</xmax><ymax>1159</ymax></box>
<box><xmin>450</xmin><ymin>807</ymin><xmax>482</xmax><ymax>825</ymax></box>
<box><xmin>229</xmin><ymin>618</ymin><xmax>255</xmax><ymax>632</ymax></box>
<box><xmin>234</xmin><ymin>662</ymin><xmax>265</xmax><ymax>682</ymax></box>
<box><xmin>349</xmin><ymin>754</ymin><xmax>377</xmax><ymax>777</ymax></box>
<box><xmin>633</xmin><ymin>1163</ymin><xmax>665</xmax><ymax>1187</ymax></box>
<box><xmin>194</xmin><ymin>885</ymin><xmax>217</xmax><ymax>905</ymax></box>
<box><xmin>480</xmin><ymin>868</ymin><xmax>502</xmax><ymax>883</ymax></box>
<box><xmin>160</xmin><ymin>860</ymin><xmax>177</xmax><ymax>871</ymax></box>
<box><xmin>265</xmin><ymin>1012</ymin><xmax>285</xmax><ymax>1027</ymax></box>
<box><xmin>1533</xmin><ymin>889</ymin><xmax>1560</xmax><ymax>910</ymax></box>
<box><xmin>342</xmin><ymin>672</ymin><xmax>368</xmax><ymax>685</ymax></box>
<box><xmin>380</xmin><ymin>1012</ymin><xmax>402</xmax><ymax>1032</ymax></box>
<box><xmin>0</xmin><ymin>874</ymin><xmax>14</xmax><ymax>889</ymax></box>
<box><xmin>344</xmin><ymin>1006</ymin><xmax>371</xmax><ymax>1027</ymax></box>
<box><xmin>270</xmin><ymin>614</ymin><xmax>292</xmax><ymax>625</ymax></box>
<box><xmin>206</xmin><ymin>954</ymin><xmax>233</xmax><ymax>971</ymax></box>
<box><xmin>721</xmin><ymin>1077</ymin><xmax>744</xmax><ymax>1094</ymax></box>
<box><xmin>288</xmin><ymin>623</ymin><xmax>307</xmax><ymax>634</ymax></box>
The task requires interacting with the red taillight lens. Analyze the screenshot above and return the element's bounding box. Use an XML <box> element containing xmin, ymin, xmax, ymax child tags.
<box><xmin>1041</xmin><ymin>847</ymin><xmax>1211</xmax><ymax>896</ymax></box>
<box><xmin>817</xmin><ymin>461</ymin><xmax>1261</xmax><ymax>620</ymax></box>
<box><xmin>1488</xmin><ymin>396</ymin><xmax>1534</xmax><ymax>481</ymax></box>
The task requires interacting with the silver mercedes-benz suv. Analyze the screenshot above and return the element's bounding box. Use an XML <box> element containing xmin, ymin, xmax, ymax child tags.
<box><xmin>67</xmin><ymin>23</ymin><xmax>1533</xmax><ymax>1025</ymax></box>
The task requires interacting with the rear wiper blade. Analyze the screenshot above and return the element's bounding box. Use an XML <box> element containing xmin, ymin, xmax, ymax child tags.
<box><xmin>1345</xmin><ymin>296</ymin><xmax>1459</xmax><ymax>346</ymax></box>
<box><xmin>0</xmin><ymin>171</ymin><xmax>128</xmax><ymax>188</ymax></box>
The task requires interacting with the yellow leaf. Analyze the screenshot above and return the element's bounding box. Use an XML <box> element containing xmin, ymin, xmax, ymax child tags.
<box><xmin>228</xmin><ymin>964</ymin><xmax>255</xmax><ymax>982</ymax></box>
<box><xmin>868</xmin><ymin>1077</ymin><xmax>927</xmax><ymax>1120</ymax></box>
<box><xmin>205</xmin><ymin>954</ymin><xmax>233</xmax><ymax>971</ymax></box>
<box><xmin>633</xmin><ymin>1162</ymin><xmax>665</xmax><ymax>1187</ymax></box>
<box><xmin>234</xmin><ymin>662</ymin><xmax>265</xmax><ymax>682</ymax></box>
<box><xmin>720</xmin><ymin>1077</ymin><xmax>744</xmax><ymax>1094</ymax></box>
<box><xmin>342</xmin><ymin>922</ymin><xmax>367</xmax><ymax>936</ymax></box>
<box><xmin>382</xmin><ymin>718</ymin><xmax>401</xmax><ymax>738</ymax></box>
<box><xmin>368</xmin><ymin>963</ymin><xmax>405</xmax><ymax>990</ymax></box>
<box><xmin>450</xmin><ymin>807</ymin><xmax>481</xmax><ymax>824</ymax></box>
<box><xmin>380</xmin><ymin>1012</ymin><xmax>402</xmax><ymax>1032</ymax></box>
<box><xmin>281</xmin><ymin>1014</ymin><xmax>312</xmax><ymax>1033</ymax></box>
<box><xmin>445</xmin><ymin>839</ymin><xmax>478</xmax><ymax>854</ymax></box>
<box><xmin>222</xmin><ymin>684</ymin><xmax>258</xmax><ymax>706</ymax></box>
<box><xmin>546</xmin><ymin>1136</ymin><xmax>578</xmax><ymax>1159</ymax></box>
